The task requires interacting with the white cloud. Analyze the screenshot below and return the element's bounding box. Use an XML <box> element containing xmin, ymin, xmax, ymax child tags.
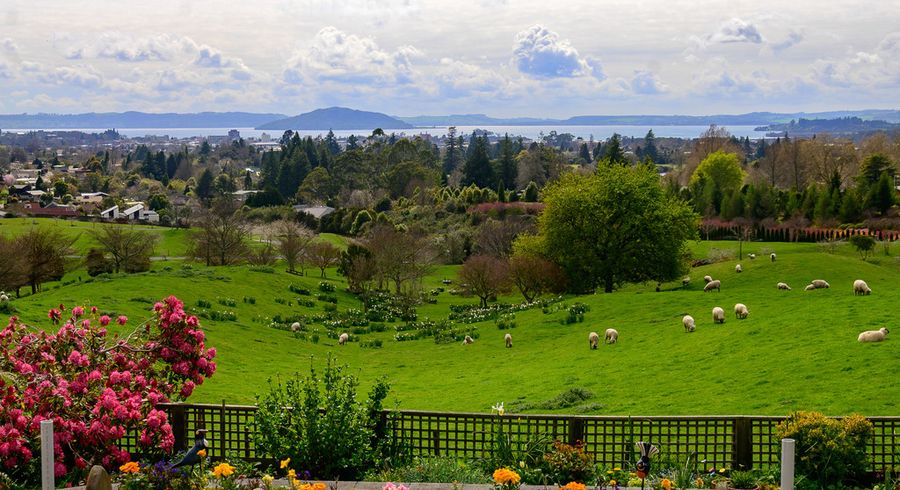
<box><xmin>772</xmin><ymin>31</ymin><xmax>804</xmax><ymax>52</ymax></box>
<box><xmin>1</xmin><ymin>38</ymin><xmax>17</xmax><ymax>54</ymax></box>
<box><xmin>67</xmin><ymin>33</ymin><xmax>197</xmax><ymax>62</ymax></box>
<box><xmin>283</xmin><ymin>26</ymin><xmax>421</xmax><ymax>88</ymax></box>
<box><xmin>40</xmin><ymin>65</ymin><xmax>104</xmax><ymax>88</ymax></box>
<box><xmin>631</xmin><ymin>70</ymin><xmax>668</xmax><ymax>94</ymax></box>
<box><xmin>432</xmin><ymin>58</ymin><xmax>507</xmax><ymax>98</ymax></box>
<box><xmin>707</xmin><ymin>18</ymin><xmax>764</xmax><ymax>44</ymax></box>
<box><xmin>809</xmin><ymin>32</ymin><xmax>900</xmax><ymax>90</ymax></box>
<box><xmin>511</xmin><ymin>25</ymin><xmax>604</xmax><ymax>80</ymax></box>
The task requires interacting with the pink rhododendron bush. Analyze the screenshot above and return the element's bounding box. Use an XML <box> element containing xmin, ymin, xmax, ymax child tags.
<box><xmin>0</xmin><ymin>295</ymin><xmax>216</xmax><ymax>484</ymax></box>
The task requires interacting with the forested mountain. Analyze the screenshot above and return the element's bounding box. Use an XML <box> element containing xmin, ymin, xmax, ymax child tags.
<box><xmin>257</xmin><ymin>107</ymin><xmax>413</xmax><ymax>130</ymax></box>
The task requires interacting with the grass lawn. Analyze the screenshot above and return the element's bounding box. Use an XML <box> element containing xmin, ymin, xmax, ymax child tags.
<box><xmin>3</xmin><ymin>238</ymin><xmax>898</xmax><ymax>416</ymax></box>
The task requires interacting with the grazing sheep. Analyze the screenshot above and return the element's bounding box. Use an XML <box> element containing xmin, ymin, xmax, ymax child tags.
<box><xmin>858</xmin><ymin>327</ymin><xmax>889</xmax><ymax>343</ymax></box>
<box><xmin>704</xmin><ymin>280</ymin><xmax>721</xmax><ymax>292</ymax></box>
<box><xmin>811</xmin><ymin>279</ymin><xmax>830</xmax><ymax>289</ymax></box>
<box><xmin>589</xmin><ymin>331</ymin><xmax>600</xmax><ymax>349</ymax></box>
<box><xmin>605</xmin><ymin>328</ymin><xmax>618</xmax><ymax>344</ymax></box>
<box><xmin>804</xmin><ymin>284</ymin><xmax>816</xmax><ymax>291</ymax></box>
<box><xmin>777</xmin><ymin>282</ymin><xmax>792</xmax><ymax>291</ymax></box>
<box><xmin>712</xmin><ymin>307</ymin><xmax>725</xmax><ymax>324</ymax></box>
<box><xmin>748</xmin><ymin>253</ymin><xmax>756</xmax><ymax>260</ymax></box>
<box><xmin>683</xmin><ymin>315</ymin><xmax>695</xmax><ymax>332</ymax></box>
<box><xmin>735</xmin><ymin>264</ymin><xmax>742</xmax><ymax>273</ymax></box>
<box><xmin>338</xmin><ymin>332</ymin><xmax>349</xmax><ymax>345</ymax></box>
<box><xmin>0</xmin><ymin>294</ymin><xmax>8</xmax><ymax>303</ymax></box>
<box><xmin>770</xmin><ymin>253</ymin><xmax>776</xmax><ymax>262</ymax></box>
<box><xmin>504</xmin><ymin>333</ymin><xmax>512</xmax><ymax>348</ymax></box>
<box><xmin>853</xmin><ymin>279</ymin><xmax>872</xmax><ymax>296</ymax></box>
<box><xmin>734</xmin><ymin>303</ymin><xmax>749</xmax><ymax>319</ymax></box>
<box><xmin>703</xmin><ymin>275</ymin><xmax>713</xmax><ymax>284</ymax></box>
<box><xmin>290</xmin><ymin>322</ymin><xmax>301</xmax><ymax>332</ymax></box>
<box><xmin>463</xmin><ymin>335</ymin><xmax>474</xmax><ymax>345</ymax></box>
<box><xmin>682</xmin><ymin>277</ymin><xmax>691</xmax><ymax>286</ymax></box>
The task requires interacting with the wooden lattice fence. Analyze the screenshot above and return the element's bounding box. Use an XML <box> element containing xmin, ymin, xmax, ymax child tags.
<box><xmin>125</xmin><ymin>404</ymin><xmax>899</xmax><ymax>472</ymax></box>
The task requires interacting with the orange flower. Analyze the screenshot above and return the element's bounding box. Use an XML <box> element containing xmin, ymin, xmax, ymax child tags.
<box><xmin>197</xmin><ymin>449</ymin><xmax>207</xmax><ymax>458</ymax></box>
<box><xmin>213</xmin><ymin>462</ymin><xmax>236</xmax><ymax>478</ymax></box>
<box><xmin>312</xmin><ymin>483</ymin><xmax>327</xmax><ymax>490</ymax></box>
<box><xmin>560</xmin><ymin>482</ymin><xmax>586</xmax><ymax>490</ymax></box>
<box><xmin>119</xmin><ymin>462</ymin><xmax>140</xmax><ymax>474</ymax></box>
<box><xmin>493</xmin><ymin>467</ymin><xmax>521</xmax><ymax>486</ymax></box>
<box><xmin>661</xmin><ymin>478</ymin><xmax>674</xmax><ymax>490</ymax></box>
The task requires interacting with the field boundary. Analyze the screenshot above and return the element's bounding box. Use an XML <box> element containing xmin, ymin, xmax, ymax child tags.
<box><xmin>120</xmin><ymin>403</ymin><xmax>900</xmax><ymax>471</ymax></box>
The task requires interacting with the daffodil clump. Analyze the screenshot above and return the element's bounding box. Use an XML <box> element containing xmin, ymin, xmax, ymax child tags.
<box><xmin>602</xmin><ymin>466</ymin><xmax>629</xmax><ymax>488</ymax></box>
<box><xmin>282</xmin><ymin>457</ymin><xmax>327</xmax><ymax>490</ymax></box>
<box><xmin>493</xmin><ymin>467</ymin><xmax>522</xmax><ymax>490</ymax></box>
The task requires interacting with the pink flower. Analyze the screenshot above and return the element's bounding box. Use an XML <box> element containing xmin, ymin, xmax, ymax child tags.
<box><xmin>99</xmin><ymin>315</ymin><xmax>111</xmax><ymax>326</ymax></box>
<box><xmin>72</xmin><ymin>306</ymin><xmax>84</xmax><ymax>318</ymax></box>
<box><xmin>117</xmin><ymin>315</ymin><xmax>128</xmax><ymax>325</ymax></box>
<box><xmin>90</xmin><ymin>306</ymin><xmax>98</xmax><ymax>314</ymax></box>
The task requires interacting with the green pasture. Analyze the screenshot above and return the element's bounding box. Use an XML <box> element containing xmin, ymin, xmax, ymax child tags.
<box><xmin>0</xmin><ymin>217</ymin><xmax>192</xmax><ymax>257</ymax></box>
<box><xmin>2</xmin><ymin>236</ymin><xmax>898</xmax><ymax>416</ymax></box>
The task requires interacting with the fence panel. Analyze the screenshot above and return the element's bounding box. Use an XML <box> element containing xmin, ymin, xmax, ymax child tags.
<box><xmin>115</xmin><ymin>404</ymin><xmax>898</xmax><ymax>473</ymax></box>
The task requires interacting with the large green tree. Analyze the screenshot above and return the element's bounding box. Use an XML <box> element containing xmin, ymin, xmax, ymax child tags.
<box><xmin>461</xmin><ymin>135</ymin><xmax>495</xmax><ymax>188</ymax></box>
<box><xmin>689</xmin><ymin>150</ymin><xmax>745</xmax><ymax>216</ymax></box>
<box><xmin>523</xmin><ymin>164</ymin><xmax>698</xmax><ymax>293</ymax></box>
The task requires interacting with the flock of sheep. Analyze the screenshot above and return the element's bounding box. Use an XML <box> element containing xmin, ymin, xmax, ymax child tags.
<box><xmin>326</xmin><ymin>250</ymin><xmax>891</xmax><ymax>349</ymax></box>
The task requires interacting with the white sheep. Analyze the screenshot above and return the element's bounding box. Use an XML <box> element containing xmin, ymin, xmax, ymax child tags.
<box><xmin>704</xmin><ymin>280</ymin><xmax>721</xmax><ymax>292</ymax></box>
<box><xmin>463</xmin><ymin>335</ymin><xmax>474</xmax><ymax>345</ymax></box>
<box><xmin>338</xmin><ymin>332</ymin><xmax>349</xmax><ymax>345</ymax></box>
<box><xmin>703</xmin><ymin>275</ymin><xmax>713</xmax><ymax>284</ymax></box>
<box><xmin>804</xmin><ymin>284</ymin><xmax>816</xmax><ymax>291</ymax></box>
<box><xmin>853</xmin><ymin>279</ymin><xmax>872</xmax><ymax>296</ymax></box>
<box><xmin>777</xmin><ymin>282</ymin><xmax>792</xmax><ymax>291</ymax></box>
<box><xmin>683</xmin><ymin>315</ymin><xmax>695</xmax><ymax>332</ymax></box>
<box><xmin>770</xmin><ymin>253</ymin><xmax>776</xmax><ymax>262</ymax></box>
<box><xmin>735</xmin><ymin>264</ymin><xmax>742</xmax><ymax>273</ymax></box>
<box><xmin>589</xmin><ymin>331</ymin><xmax>600</xmax><ymax>349</ymax></box>
<box><xmin>748</xmin><ymin>253</ymin><xmax>756</xmax><ymax>260</ymax></box>
<box><xmin>504</xmin><ymin>333</ymin><xmax>512</xmax><ymax>348</ymax></box>
<box><xmin>290</xmin><ymin>322</ymin><xmax>301</xmax><ymax>332</ymax></box>
<box><xmin>811</xmin><ymin>279</ymin><xmax>830</xmax><ymax>289</ymax></box>
<box><xmin>682</xmin><ymin>277</ymin><xmax>691</xmax><ymax>286</ymax></box>
<box><xmin>605</xmin><ymin>328</ymin><xmax>618</xmax><ymax>344</ymax></box>
<box><xmin>0</xmin><ymin>294</ymin><xmax>8</xmax><ymax>303</ymax></box>
<box><xmin>712</xmin><ymin>307</ymin><xmax>725</xmax><ymax>324</ymax></box>
<box><xmin>858</xmin><ymin>327</ymin><xmax>889</xmax><ymax>343</ymax></box>
<box><xmin>734</xmin><ymin>303</ymin><xmax>749</xmax><ymax>319</ymax></box>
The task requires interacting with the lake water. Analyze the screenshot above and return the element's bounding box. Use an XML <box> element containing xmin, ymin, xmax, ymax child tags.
<box><xmin>2</xmin><ymin>125</ymin><xmax>768</xmax><ymax>140</ymax></box>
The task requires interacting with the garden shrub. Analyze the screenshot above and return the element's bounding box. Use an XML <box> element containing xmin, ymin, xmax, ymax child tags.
<box><xmin>253</xmin><ymin>356</ymin><xmax>394</xmax><ymax>480</ymax></box>
<box><xmin>371</xmin><ymin>456</ymin><xmax>487</xmax><ymax>484</ymax></box>
<box><xmin>776</xmin><ymin>411</ymin><xmax>873</xmax><ymax>486</ymax></box>
<box><xmin>0</xmin><ymin>297</ymin><xmax>216</xmax><ymax>485</ymax></box>
<box><xmin>318</xmin><ymin>281</ymin><xmax>336</xmax><ymax>293</ymax></box>
<box><xmin>564</xmin><ymin>303</ymin><xmax>589</xmax><ymax>324</ymax></box>
<box><xmin>541</xmin><ymin>440</ymin><xmax>595</xmax><ymax>485</ymax></box>
<box><xmin>496</xmin><ymin>313</ymin><xmax>516</xmax><ymax>330</ymax></box>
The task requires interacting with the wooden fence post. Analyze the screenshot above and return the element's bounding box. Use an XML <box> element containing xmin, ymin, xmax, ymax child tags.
<box><xmin>219</xmin><ymin>400</ymin><xmax>227</xmax><ymax>460</ymax></box>
<box><xmin>431</xmin><ymin>429</ymin><xmax>440</xmax><ymax>456</ymax></box>
<box><xmin>170</xmin><ymin>404</ymin><xmax>187</xmax><ymax>452</ymax></box>
<box><xmin>733</xmin><ymin>417</ymin><xmax>752</xmax><ymax>470</ymax></box>
<box><xmin>568</xmin><ymin>418</ymin><xmax>585</xmax><ymax>447</ymax></box>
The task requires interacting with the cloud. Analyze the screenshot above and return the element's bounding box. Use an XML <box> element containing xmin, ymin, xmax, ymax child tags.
<box><xmin>40</xmin><ymin>65</ymin><xmax>104</xmax><ymax>89</ymax></box>
<box><xmin>772</xmin><ymin>31</ymin><xmax>804</xmax><ymax>52</ymax></box>
<box><xmin>1</xmin><ymin>38</ymin><xmax>17</xmax><ymax>54</ymax></box>
<box><xmin>512</xmin><ymin>25</ymin><xmax>604</xmax><ymax>80</ymax></box>
<box><xmin>631</xmin><ymin>70</ymin><xmax>668</xmax><ymax>95</ymax></box>
<box><xmin>432</xmin><ymin>58</ymin><xmax>507</xmax><ymax>98</ymax></box>
<box><xmin>808</xmin><ymin>32</ymin><xmax>900</xmax><ymax>90</ymax></box>
<box><xmin>66</xmin><ymin>33</ymin><xmax>198</xmax><ymax>62</ymax></box>
<box><xmin>283</xmin><ymin>26</ymin><xmax>421</xmax><ymax>87</ymax></box>
<box><xmin>707</xmin><ymin>18</ymin><xmax>764</xmax><ymax>44</ymax></box>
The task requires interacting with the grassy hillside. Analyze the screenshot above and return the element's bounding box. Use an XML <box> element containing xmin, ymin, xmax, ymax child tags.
<box><xmin>0</xmin><ymin>218</ymin><xmax>192</xmax><ymax>256</ymax></box>
<box><xmin>2</xmin><ymin>239</ymin><xmax>898</xmax><ymax>416</ymax></box>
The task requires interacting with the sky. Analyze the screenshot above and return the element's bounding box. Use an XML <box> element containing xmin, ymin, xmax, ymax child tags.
<box><xmin>0</xmin><ymin>0</ymin><xmax>898</xmax><ymax>118</ymax></box>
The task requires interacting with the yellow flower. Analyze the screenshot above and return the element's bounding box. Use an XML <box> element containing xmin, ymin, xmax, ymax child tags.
<box><xmin>288</xmin><ymin>469</ymin><xmax>297</xmax><ymax>479</ymax></box>
<box><xmin>119</xmin><ymin>462</ymin><xmax>140</xmax><ymax>474</ymax></box>
<box><xmin>263</xmin><ymin>475</ymin><xmax>275</xmax><ymax>485</ymax></box>
<box><xmin>298</xmin><ymin>483</ymin><xmax>312</xmax><ymax>490</ymax></box>
<box><xmin>661</xmin><ymin>478</ymin><xmax>673</xmax><ymax>490</ymax></box>
<box><xmin>197</xmin><ymin>449</ymin><xmax>207</xmax><ymax>458</ymax></box>
<box><xmin>312</xmin><ymin>483</ymin><xmax>327</xmax><ymax>490</ymax></box>
<box><xmin>281</xmin><ymin>458</ymin><xmax>291</xmax><ymax>469</ymax></box>
<box><xmin>719</xmin><ymin>468</ymin><xmax>727</xmax><ymax>474</ymax></box>
<box><xmin>492</xmin><ymin>467</ymin><xmax>521</xmax><ymax>485</ymax></box>
<box><xmin>213</xmin><ymin>463</ymin><xmax>236</xmax><ymax>478</ymax></box>
<box><xmin>609</xmin><ymin>481</ymin><xmax>617</xmax><ymax>487</ymax></box>
<box><xmin>613</xmin><ymin>468</ymin><xmax>622</xmax><ymax>471</ymax></box>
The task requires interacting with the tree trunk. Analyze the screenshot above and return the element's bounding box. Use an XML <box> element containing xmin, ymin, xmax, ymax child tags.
<box><xmin>604</xmin><ymin>276</ymin><xmax>614</xmax><ymax>293</ymax></box>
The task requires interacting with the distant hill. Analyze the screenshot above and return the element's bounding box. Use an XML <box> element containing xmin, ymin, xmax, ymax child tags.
<box><xmin>257</xmin><ymin>107</ymin><xmax>413</xmax><ymax>130</ymax></box>
<box><xmin>755</xmin><ymin>117</ymin><xmax>900</xmax><ymax>136</ymax></box>
<box><xmin>0</xmin><ymin>112</ymin><xmax>288</xmax><ymax>129</ymax></box>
